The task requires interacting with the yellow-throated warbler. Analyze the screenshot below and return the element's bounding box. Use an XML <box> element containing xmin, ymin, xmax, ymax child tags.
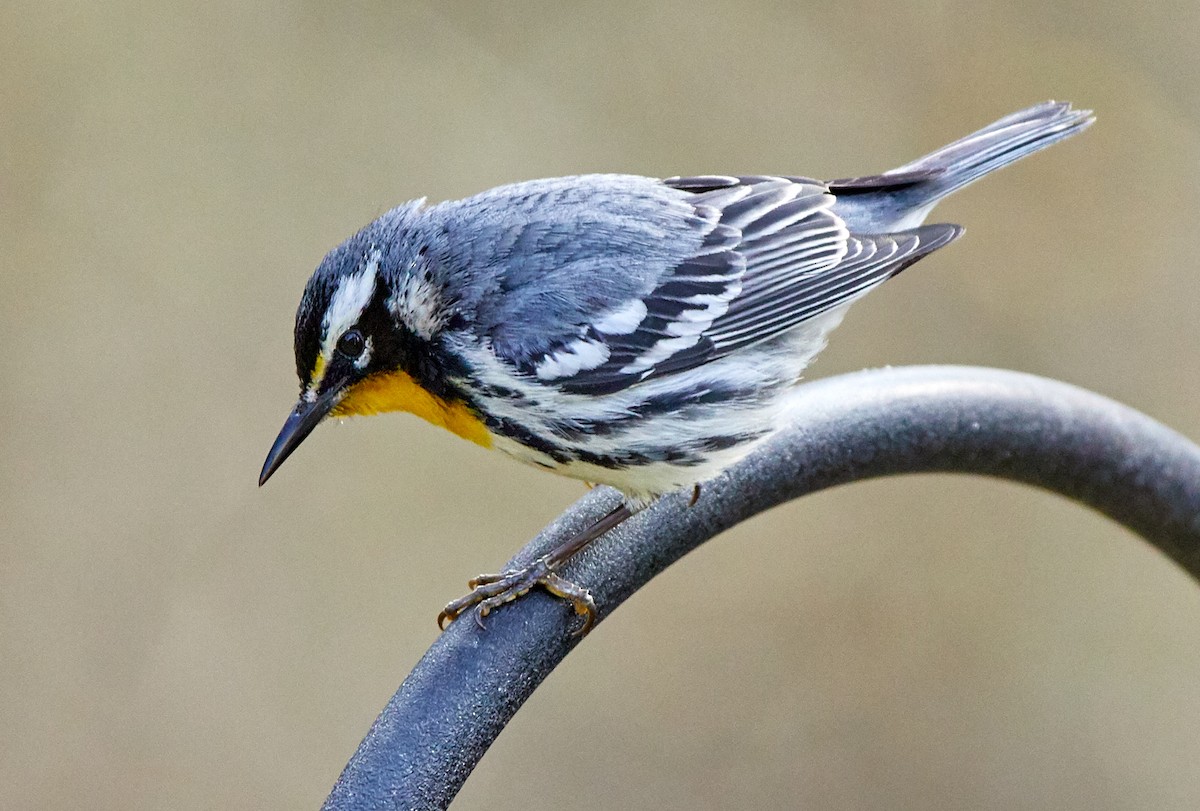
<box><xmin>261</xmin><ymin>101</ymin><xmax>1092</xmax><ymax>634</ymax></box>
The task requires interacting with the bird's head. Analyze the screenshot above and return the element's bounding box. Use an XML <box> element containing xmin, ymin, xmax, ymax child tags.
<box><xmin>259</xmin><ymin>211</ymin><xmax>489</xmax><ymax>486</ymax></box>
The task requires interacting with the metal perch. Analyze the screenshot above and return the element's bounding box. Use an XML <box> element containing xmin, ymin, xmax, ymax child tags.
<box><xmin>321</xmin><ymin>365</ymin><xmax>1200</xmax><ymax>811</ymax></box>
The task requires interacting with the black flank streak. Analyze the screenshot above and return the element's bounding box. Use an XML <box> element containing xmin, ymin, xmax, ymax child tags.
<box><xmin>572</xmin><ymin>434</ymin><xmax>764</xmax><ymax>470</ymax></box>
<box><xmin>551</xmin><ymin>385</ymin><xmax>763</xmax><ymax>440</ymax></box>
<box><xmin>472</xmin><ymin>382</ymin><xmax>533</xmax><ymax>405</ymax></box>
<box><xmin>484</xmin><ymin>415</ymin><xmax>573</xmax><ymax>464</ymax></box>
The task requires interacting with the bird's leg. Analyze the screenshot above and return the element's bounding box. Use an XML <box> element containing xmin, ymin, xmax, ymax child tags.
<box><xmin>437</xmin><ymin>503</ymin><xmax>634</xmax><ymax>637</ymax></box>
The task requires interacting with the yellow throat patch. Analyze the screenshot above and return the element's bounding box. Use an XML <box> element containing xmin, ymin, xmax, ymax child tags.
<box><xmin>329</xmin><ymin>369</ymin><xmax>493</xmax><ymax>448</ymax></box>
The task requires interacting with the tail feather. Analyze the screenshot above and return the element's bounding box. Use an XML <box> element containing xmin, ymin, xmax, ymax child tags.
<box><xmin>829</xmin><ymin>101</ymin><xmax>1093</xmax><ymax>232</ymax></box>
<box><xmin>888</xmin><ymin>100</ymin><xmax>1094</xmax><ymax>200</ymax></box>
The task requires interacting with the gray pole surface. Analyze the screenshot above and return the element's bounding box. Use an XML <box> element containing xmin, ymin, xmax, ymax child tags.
<box><xmin>322</xmin><ymin>366</ymin><xmax>1200</xmax><ymax>810</ymax></box>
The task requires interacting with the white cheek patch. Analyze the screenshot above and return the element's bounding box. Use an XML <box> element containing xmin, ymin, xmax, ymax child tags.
<box><xmin>390</xmin><ymin>273</ymin><xmax>444</xmax><ymax>340</ymax></box>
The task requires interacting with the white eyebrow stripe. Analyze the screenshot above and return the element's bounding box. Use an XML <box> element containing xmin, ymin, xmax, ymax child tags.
<box><xmin>322</xmin><ymin>250</ymin><xmax>380</xmax><ymax>354</ymax></box>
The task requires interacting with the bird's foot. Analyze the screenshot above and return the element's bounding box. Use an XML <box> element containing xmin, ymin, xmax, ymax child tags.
<box><xmin>437</xmin><ymin>502</ymin><xmax>633</xmax><ymax>637</ymax></box>
<box><xmin>437</xmin><ymin>555</ymin><xmax>597</xmax><ymax>636</ymax></box>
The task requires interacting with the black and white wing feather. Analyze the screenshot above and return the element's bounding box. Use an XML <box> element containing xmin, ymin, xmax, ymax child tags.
<box><xmin>447</xmin><ymin>174</ymin><xmax>961</xmax><ymax>395</ymax></box>
<box><xmin>543</xmin><ymin>175</ymin><xmax>961</xmax><ymax>394</ymax></box>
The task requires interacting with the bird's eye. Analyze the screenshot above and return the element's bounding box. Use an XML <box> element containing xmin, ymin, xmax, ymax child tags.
<box><xmin>336</xmin><ymin>329</ymin><xmax>366</xmax><ymax>358</ymax></box>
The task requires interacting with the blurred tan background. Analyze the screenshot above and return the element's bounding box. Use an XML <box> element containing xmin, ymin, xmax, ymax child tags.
<box><xmin>3</xmin><ymin>1</ymin><xmax>1200</xmax><ymax>808</ymax></box>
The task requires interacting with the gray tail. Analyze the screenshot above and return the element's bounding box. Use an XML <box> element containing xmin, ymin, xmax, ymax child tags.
<box><xmin>887</xmin><ymin>101</ymin><xmax>1094</xmax><ymax>201</ymax></box>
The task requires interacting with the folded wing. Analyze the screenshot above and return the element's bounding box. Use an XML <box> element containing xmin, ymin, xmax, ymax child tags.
<box><xmin>519</xmin><ymin>175</ymin><xmax>960</xmax><ymax>395</ymax></box>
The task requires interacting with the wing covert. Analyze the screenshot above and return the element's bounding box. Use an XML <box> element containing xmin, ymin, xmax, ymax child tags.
<box><xmin>447</xmin><ymin>174</ymin><xmax>961</xmax><ymax>396</ymax></box>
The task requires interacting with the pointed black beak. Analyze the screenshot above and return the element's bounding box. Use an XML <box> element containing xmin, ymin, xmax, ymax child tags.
<box><xmin>259</xmin><ymin>385</ymin><xmax>345</xmax><ymax>486</ymax></box>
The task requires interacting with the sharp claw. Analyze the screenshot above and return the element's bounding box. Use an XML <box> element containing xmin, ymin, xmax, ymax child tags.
<box><xmin>437</xmin><ymin>503</ymin><xmax>631</xmax><ymax>636</ymax></box>
<box><xmin>566</xmin><ymin>596</ymin><xmax>596</xmax><ymax>637</ymax></box>
<box><xmin>570</xmin><ymin>615</ymin><xmax>593</xmax><ymax>638</ymax></box>
<box><xmin>539</xmin><ymin>572</ymin><xmax>596</xmax><ymax>636</ymax></box>
<box><xmin>437</xmin><ymin>557</ymin><xmax>597</xmax><ymax>636</ymax></box>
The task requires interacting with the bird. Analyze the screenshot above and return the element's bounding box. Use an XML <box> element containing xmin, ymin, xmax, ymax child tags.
<box><xmin>260</xmin><ymin>101</ymin><xmax>1093</xmax><ymax>635</ymax></box>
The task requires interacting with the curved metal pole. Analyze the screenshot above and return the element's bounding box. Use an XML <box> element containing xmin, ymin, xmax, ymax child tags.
<box><xmin>322</xmin><ymin>366</ymin><xmax>1200</xmax><ymax>811</ymax></box>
